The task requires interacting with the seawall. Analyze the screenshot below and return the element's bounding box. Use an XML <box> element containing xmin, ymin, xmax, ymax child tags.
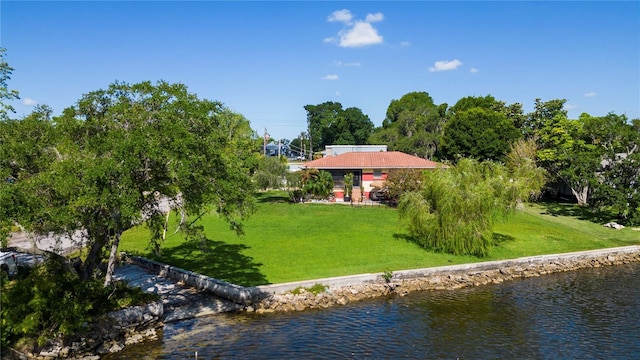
<box><xmin>247</xmin><ymin>246</ymin><xmax>640</xmax><ymax>313</ymax></box>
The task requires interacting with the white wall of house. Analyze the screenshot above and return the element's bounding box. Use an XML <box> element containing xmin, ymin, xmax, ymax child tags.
<box><xmin>324</xmin><ymin>145</ymin><xmax>387</xmax><ymax>157</ymax></box>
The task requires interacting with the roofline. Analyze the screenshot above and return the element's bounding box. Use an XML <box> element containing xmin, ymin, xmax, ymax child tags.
<box><xmin>302</xmin><ymin>165</ymin><xmax>440</xmax><ymax>170</ymax></box>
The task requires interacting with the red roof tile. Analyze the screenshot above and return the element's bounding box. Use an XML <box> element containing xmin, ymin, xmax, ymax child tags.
<box><xmin>303</xmin><ymin>151</ymin><xmax>442</xmax><ymax>169</ymax></box>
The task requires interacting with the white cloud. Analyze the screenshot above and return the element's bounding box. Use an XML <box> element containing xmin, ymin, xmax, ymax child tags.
<box><xmin>328</xmin><ymin>9</ymin><xmax>353</xmax><ymax>24</ymax></box>
<box><xmin>565</xmin><ymin>104</ymin><xmax>578</xmax><ymax>110</ymax></box>
<box><xmin>22</xmin><ymin>98</ymin><xmax>38</xmax><ymax>106</ymax></box>
<box><xmin>584</xmin><ymin>92</ymin><xmax>597</xmax><ymax>97</ymax></box>
<box><xmin>365</xmin><ymin>12</ymin><xmax>384</xmax><ymax>23</ymax></box>
<box><xmin>339</xmin><ymin>21</ymin><xmax>383</xmax><ymax>48</ymax></box>
<box><xmin>323</xmin><ymin>37</ymin><xmax>336</xmax><ymax>44</ymax></box>
<box><xmin>428</xmin><ymin>59</ymin><xmax>463</xmax><ymax>72</ymax></box>
<box><xmin>470</xmin><ymin>68</ymin><xmax>479</xmax><ymax>73</ymax></box>
<box><xmin>326</xmin><ymin>9</ymin><xmax>384</xmax><ymax>48</ymax></box>
<box><xmin>322</xmin><ymin>74</ymin><xmax>339</xmax><ymax>80</ymax></box>
<box><xmin>336</xmin><ymin>91</ymin><xmax>341</xmax><ymax>97</ymax></box>
<box><xmin>400</xmin><ymin>41</ymin><xmax>410</xmax><ymax>48</ymax></box>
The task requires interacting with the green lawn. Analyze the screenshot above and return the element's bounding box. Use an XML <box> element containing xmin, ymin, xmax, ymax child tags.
<box><xmin>120</xmin><ymin>192</ymin><xmax>640</xmax><ymax>286</ymax></box>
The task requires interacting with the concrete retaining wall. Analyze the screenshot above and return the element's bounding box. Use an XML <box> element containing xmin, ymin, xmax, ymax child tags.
<box><xmin>125</xmin><ymin>255</ymin><xmax>260</xmax><ymax>305</ymax></box>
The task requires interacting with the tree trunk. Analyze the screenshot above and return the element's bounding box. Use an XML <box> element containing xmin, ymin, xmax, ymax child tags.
<box><xmin>571</xmin><ymin>186</ymin><xmax>589</xmax><ymax>206</ymax></box>
<box><xmin>81</xmin><ymin>232</ymin><xmax>107</xmax><ymax>281</ymax></box>
<box><xmin>103</xmin><ymin>231</ymin><xmax>121</xmax><ymax>287</ymax></box>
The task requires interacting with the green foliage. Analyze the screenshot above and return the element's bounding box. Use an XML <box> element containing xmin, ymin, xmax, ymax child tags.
<box><xmin>380</xmin><ymin>168</ymin><xmax>424</xmax><ymax>202</ymax></box>
<box><xmin>590</xmin><ymin>153</ymin><xmax>640</xmax><ymax>225</ymax></box>
<box><xmin>580</xmin><ymin>113</ymin><xmax>639</xmax><ymax>224</ymax></box>
<box><xmin>448</xmin><ymin>94</ymin><xmax>506</xmax><ymax>115</ymax></box>
<box><xmin>524</xmin><ymin>98</ymin><xmax>568</xmax><ymax>138</ymax></box>
<box><xmin>290</xmin><ymin>283</ymin><xmax>328</xmax><ymax>295</ymax></box>
<box><xmin>253</xmin><ymin>156</ymin><xmax>288</xmax><ymax>190</ymax></box>
<box><xmin>1</xmin><ymin>80</ymin><xmax>256</xmax><ymax>283</ymax></box>
<box><xmin>304</xmin><ymin>102</ymin><xmax>374</xmax><ymax>152</ymax></box>
<box><xmin>0</xmin><ymin>48</ymin><xmax>20</xmax><ymax>120</ymax></box>
<box><xmin>300</xmin><ymin>169</ymin><xmax>334</xmax><ymax>199</ymax></box>
<box><xmin>371</xmin><ymin>92</ymin><xmax>447</xmax><ymax>160</ymax></box>
<box><xmin>535</xmin><ymin>111</ymin><xmax>637</xmax><ymax>210</ymax></box>
<box><xmin>286</xmin><ymin>169</ymin><xmax>301</xmax><ymax>186</ymax></box>
<box><xmin>0</xmin><ymin>255</ymin><xmax>158</xmax><ymax>349</ymax></box>
<box><xmin>505</xmin><ymin>138</ymin><xmax>547</xmax><ymax>202</ymax></box>
<box><xmin>398</xmin><ymin>158</ymin><xmax>544</xmax><ymax>256</ymax></box>
<box><xmin>441</xmin><ymin>106</ymin><xmax>521</xmax><ymax>163</ymax></box>
<box><xmin>381</xmin><ymin>269</ymin><xmax>393</xmax><ymax>283</ymax></box>
<box><xmin>343</xmin><ymin>172</ymin><xmax>354</xmax><ymax>199</ymax></box>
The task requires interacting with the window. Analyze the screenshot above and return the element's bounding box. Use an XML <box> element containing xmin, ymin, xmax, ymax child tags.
<box><xmin>373</xmin><ymin>170</ymin><xmax>383</xmax><ymax>179</ymax></box>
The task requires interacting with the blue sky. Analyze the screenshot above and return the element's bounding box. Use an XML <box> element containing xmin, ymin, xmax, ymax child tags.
<box><xmin>2</xmin><ymin>1</ymin><xmax>639</xmax><ymax>141</ymax></box>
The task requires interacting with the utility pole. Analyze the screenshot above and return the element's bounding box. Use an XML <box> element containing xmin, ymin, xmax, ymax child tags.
<box><xmin>277</xmin><ymin>138</ymin><xmax>281</xmax><ymax>157</ymax></box>
<box><xmin>308</xmin><ymin>131</ymin><xmax>313</xmax><ymax>161</ymax></box>
<box><xmin>263</xmin><ymin>128</ymin><xmax>269</xmax><ymax>156</ymax></box>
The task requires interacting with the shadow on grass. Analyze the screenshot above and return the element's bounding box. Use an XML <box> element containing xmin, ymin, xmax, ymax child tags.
<box><xmin>538</xmin><ymin>201</ymin><xmax>611</xmax><ymax>224</ymax></box>
<box><xmin>492</xmin><ymin>233</ymin><xmax>515</xmax><ymax>245</ymax></box>
<box><xmin>155</xmin><ymin>238</ymin><xmax>268</xmax><ymax>287</ymax></box>
<box><xmin>393</xmin><ymin>233</ymin><xmax>416</xmax><ymax>243</ymax></box>
<box><xmin>255</xmin><ymin>191</ymin><xmax>292</xmax><ymax>204</ymax></box>
<box><xmin>394</xmin><ymin>232</ymin><xmax>515</xmax><ymax>254</ymax></box>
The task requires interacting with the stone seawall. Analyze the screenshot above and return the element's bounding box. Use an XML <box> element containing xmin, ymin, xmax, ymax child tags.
<box><xmin>247</xmin><ymin>246</ymin><xmax>640</xmax><ymax>314</ymax></box>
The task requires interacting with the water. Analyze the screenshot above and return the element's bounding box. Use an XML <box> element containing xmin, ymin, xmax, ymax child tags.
<box><xmin>106</xmin><ymin>263</ymin><xmax>640</xmax><ymax>359</ymax></box>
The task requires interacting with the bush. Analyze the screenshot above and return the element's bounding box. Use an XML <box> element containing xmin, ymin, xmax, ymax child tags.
<box><xmin>1</xmin><ymin>255</ymin><xmax>157</xmax><ymax>350</ymax></box>
<box><xmin>290</xmin><ymin>283</ymin><xmax>328</xmax><ymax>295</ymax></box>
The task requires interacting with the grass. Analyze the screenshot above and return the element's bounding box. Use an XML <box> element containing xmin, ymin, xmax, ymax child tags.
<box><xmin>119</xmin><ymin>192</ymin><xmax>640</xmax><ymax>286</ymax></box>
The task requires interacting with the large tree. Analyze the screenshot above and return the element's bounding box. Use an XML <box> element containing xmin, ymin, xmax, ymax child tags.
<box><xmin>0</xmin><ymin>80</ymin><xmax>256</xmax><ymax>285</ymax></box>
<box><xmin>304</xmin><ymin>101</ymin><xmax>373</xmax><ymax>156</ymax></box>
<box><xmin>441</xmin><ymin>104</ymin><xmax>521</xmax><ymax>163</ymax></box>
<box><xmin>370</xmin><ymin>91</ymin><xmax>447</xmax><ymax>160</ymax></box>
<box><xmin>535</xmin><ymin>113</ymin><xmax>596</xmax><ymax>205</ymax></box>
<box><xmin>535</xmin><ymin>111</ymin><xmax>638</xmax><ymax>211</ymax></box>
<box><xmin>581</xmin><ymin>114</ymin><xmax>639</xmax><ymax>223</ymax></box>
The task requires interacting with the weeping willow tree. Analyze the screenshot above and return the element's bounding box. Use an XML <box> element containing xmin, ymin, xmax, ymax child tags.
<box><xmin>398</xmin><ymin>146</ymin><xmax>545</xmax><ymax>256</ymax></box>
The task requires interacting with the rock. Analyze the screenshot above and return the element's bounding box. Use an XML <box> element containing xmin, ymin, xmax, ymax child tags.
<box><xmin>604</xmin><ymin>222</ymin><xmax>625</xmax><ymax>229</ymax></box>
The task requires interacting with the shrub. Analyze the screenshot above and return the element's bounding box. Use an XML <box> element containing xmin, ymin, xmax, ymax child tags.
<box><xmin>0</xmin><ymin>255</ymin><xmax>157</xmax><ymax>350</ymax></box>
<box><xmin>290</xmin><ymin>283</ymin><xmax>328</xmax><ymax>295</ymax></box>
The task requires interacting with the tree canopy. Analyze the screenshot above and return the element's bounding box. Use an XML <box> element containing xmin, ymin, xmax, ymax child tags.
<box><xmin>0</xmin><ymin>80</ymin><xmax>256</xmax><ymax>284</ymax></box>
<box><xmin>304</xmin><ymin>101</ymin><xmax>373</xmax><ymax>155</ymax></box>
<box><xmin>441</xmin><ymin>105</ymin><xmax>521</xmax><ymax>163</ymax></box>
<box><xmin>370</xmin><ymin>91</ymin><xmax>447</xmax><ymax>160</ymax></box>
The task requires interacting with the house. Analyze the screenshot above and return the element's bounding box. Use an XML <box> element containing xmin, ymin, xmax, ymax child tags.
<box><xmin>302</xmin><ymin>151</ymin><xmax>442</xmax><ymax>201</ymax></box>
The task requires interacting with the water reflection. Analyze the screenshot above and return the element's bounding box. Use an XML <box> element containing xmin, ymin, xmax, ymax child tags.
<box><xmin>105</xmin><ymin>263</ymin><xmax>640</xmax><ymax>359</ymax></box>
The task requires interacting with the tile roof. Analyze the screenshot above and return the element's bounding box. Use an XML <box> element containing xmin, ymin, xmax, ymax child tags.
<box><xmin>302</xmin><ymin>151</ymin><xmax>442</xmax><ymax>169</ymax></box>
